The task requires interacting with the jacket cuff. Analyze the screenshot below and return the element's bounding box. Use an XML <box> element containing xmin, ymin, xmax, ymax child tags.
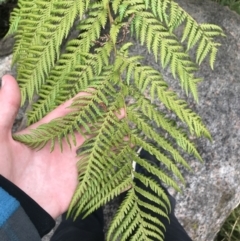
<box><xmin>0</xmin><ymin>175</ymin><xmax>55</xmax><ymax>237</ymax></box>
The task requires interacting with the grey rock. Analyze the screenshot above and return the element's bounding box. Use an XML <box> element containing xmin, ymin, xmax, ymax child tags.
<box><xmin>0</xmin><ymin>54</ymin><xmax>12</xmax><ymax>77</ymax></box>
<box><xmin>0</xmin><ymin>35</ymin><xmax>14</xmax><ymax>57</ymax></box>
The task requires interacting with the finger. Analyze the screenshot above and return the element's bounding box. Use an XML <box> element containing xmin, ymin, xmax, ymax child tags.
<box><xmin>0</xmin><ymin>75</ymin><xmax>21</xmax><ymax>136</ymax></box>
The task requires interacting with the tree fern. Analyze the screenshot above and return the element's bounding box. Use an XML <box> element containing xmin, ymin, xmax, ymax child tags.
<box><xmin>8</xmin><ymin>0</ymin><xmax>224</xmax><ymax>240</ymax></box>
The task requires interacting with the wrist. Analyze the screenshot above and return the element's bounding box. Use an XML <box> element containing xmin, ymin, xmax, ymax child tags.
<box><xmin>15</xmin><ymin>181</ymin><xmax>61</xmax><ymax>219</ymax></box>
<box><xmin>0</xmin><ymin>175</ymin><xmax>55</xmax><ymax>236</ymax></box>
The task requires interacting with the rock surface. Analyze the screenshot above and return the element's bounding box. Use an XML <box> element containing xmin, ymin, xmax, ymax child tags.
<box><xmin>0</xmin><ymin>35</ymin><xmax>14</xmax><ymax>57</ymax></box>
<box><xmin>0</xmin><ymin>54</ymin><xmax>12</xmax><ymax>76</ymax></box>
<box><xmin>2</xmin><ymin>0</ymin><xmax>240</xmax><ymax>241</ymax></box>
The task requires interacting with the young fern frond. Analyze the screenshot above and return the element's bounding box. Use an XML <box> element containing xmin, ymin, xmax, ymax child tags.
<box><xmin>10</xmin><ymin>0</ymin><xmax>224</xmax><ymax>239</ymax></box>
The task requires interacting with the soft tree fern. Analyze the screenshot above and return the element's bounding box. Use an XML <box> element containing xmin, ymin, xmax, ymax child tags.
<box><xmin>7</xmin><ymin>0</ymin><xmax>224</xmax><ymax>240</ymax></box>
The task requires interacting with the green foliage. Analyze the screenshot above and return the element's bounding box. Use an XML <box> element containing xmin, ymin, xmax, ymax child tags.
<box><xmin>215</xmin><ymin>204</ymin><xmax>240</xmax><ymax>241</ymax></box>
<box><xmin>9</xmin><ymin>0</ymin><xmax>224</xmax><ymax>240</ymax></box>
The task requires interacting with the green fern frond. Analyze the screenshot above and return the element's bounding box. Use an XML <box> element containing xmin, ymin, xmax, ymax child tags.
<box><xmin>12</xmin><ymin>0</ymin><xmax>61</xmax><ymax>64</ymax></box>
<box><xmin>112</xmin><ymin>0</ymin><xmax>124</xmax><ymax>14</ymax></box>
<box><xmin>84</xmin><ymin>176</ymin><xmax>133</xmax><ymax>218</ymax></box>
<box><xmin>119</xmin><ymin>54</ymin><xmax>209</xmax><ymax>137</ymax></box>
<box><xmin>165</xmin><ymin>0</ymin><xmax>224</xmax><ymax>68</ymax></box>
<box><xmin>7</xmin><ymin>0</ymin><xmax>38</xmax><ymax>35</ymax></box>
<box><xmin>10</xmin><ymin>0</ymin><xmax>224</xmax><ymax>240</ymax></box>
<box><xmin>132</xmin><ymin>93</ymin><xmax>202</xmax><ymax>160</ymax></box>
<box><xmin>75</xmin><ymin>151</ymin><xmax>131</xmax><ymax>215</ymax></box>
<box><xmin>11</xmin><ymin>0</ymin><xmax>100</xmax><ymax>104</ymax></box>
<box><xmin>108</xmin><ymin>168</ymin><xmax>171</xmax><ymax>241</ymax></box>
<box><xmin>129</xmin><ymin>10</ymin><xmax>200</xmax><ymax>98</ymax></box>
<box><xmin>110</xmin><ymin>22</ymin><xmax>123</xmax><ymax>45</ymax></box>
<box><xmin>149</xmin><ymin>80</ymin><xmax>210</xmax><ymax>138</ymax></box>
<box><xmin>130</xmin><ymin>135</ymin><xmax>184</xmax><ymax>185</ymax></box>
<box><xmin>108</xmin><ymin>190</ymin><xmax>137</xmax><ymax>241</ymax></box>
<box><xmin>27</xmin><ymin>40</ymin><xmax>113</xmax><ymax>124</ymax></box>
<box><xmin>128</xmin><ymin>109</ymin><xmax>191</xmax><ymax>170</ymax></box>
<box><xmin>14</xmin><ymin>79</ymin><xmax>117</xmax><ymax>150</ymax></box>
<box><xmin>69</xmin><ymin>95</ymin><xmax>128</xmax><ymax>210</ymax></box>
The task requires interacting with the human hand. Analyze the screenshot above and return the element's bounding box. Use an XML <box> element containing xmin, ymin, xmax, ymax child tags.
<box><xmin>0</xmin><ymin>75</ymin><xmax>89</xmax><ymax>219</ymax></box>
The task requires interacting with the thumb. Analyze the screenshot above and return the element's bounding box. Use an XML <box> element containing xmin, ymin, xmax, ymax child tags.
<box><xmin>0</xmin><ymin>75</ymin><xmax>21</xmax><ymax>135</ymax></box>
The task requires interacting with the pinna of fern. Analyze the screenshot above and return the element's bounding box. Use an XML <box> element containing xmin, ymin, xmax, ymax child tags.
<box><xmin>9</xmin><ymin>0</ymin><xmax>224</xmax><ymax>240</ymax></box>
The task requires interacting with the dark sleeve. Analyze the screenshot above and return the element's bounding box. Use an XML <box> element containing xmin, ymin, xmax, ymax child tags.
<box><xmin>0</xmin><ymin>175</ymin><xmax>55</xmax><ymax>238</ymax></box>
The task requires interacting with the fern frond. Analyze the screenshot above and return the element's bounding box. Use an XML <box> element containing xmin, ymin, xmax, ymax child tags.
<box><xmin>133</xmin><ymin>172</ymin><xmax>170</xmax><ymax>212</ymax></box>
<box><xmin>119</xmin><ymin>54</ymin><xmax>209</xmax><ymax>138</ymax></box>
<box><xmin>14</xmin><ymin>1</ymin><xmax>81</xmax><ymax>103</ymax></box>
<box><xmin>10</xmin><ymin>0</ymin><xmax>224</xmax><ymax>240</ymax></box>
<box><xmin>110</xmin><ymin>21</ymin><xmax>123</xmax><ymax>45</ymax></box>
<box><xmin>112</xmin><ymin>0</ymin><xmax>124</xmax><ymax>14</ymax></box>
<box><xmin>128</xmin><ymin>10</ymin><xmax>200</xmax><ymax>99</ymax></box>
<box><xmin>132</xmin><ymin>92</ymin><xmax>202</xmax><ymax>160</ymax></box>
<box><xmin>128</xmin><ymin>109</ymin><xmax>191</xmax><ymax>170</ymax></box>
<box><xmin>27</xmin><ymin>40</ymin><xmax>113</xmax><ymax>124</ymax></box>
<box><xmin>130</xmin><ymin>135</ymin><xmax>184</xmax><ymax>185</ymax></box>
<box><xmin>7</xmin><ymin>0</ymin><xmax>38</xmax><ymax>35</ymax></box>
<box><xmin>69</xmin><ymin>93</ymin><xmax>129</xmax><ymax>213</ymax></box>
<box><xmin>149</xmin><ymin>79</ymin><xmax>210</xmax><ymax>138</ymax></box>
<box><xmin>84</xmin><ymin>176</ymin><xmax>133</xmax><ymax>218</ymax></box>
<box><xmin>72</xmin><ymin>129</ymin><xmax>131</xmax><ymax>214</ymax></box>
<box><xmin>12</xmin><ymin>0</ymin><xmax>60</xmax><ymax>64</ymax></box>
<box><xmin>108</xmin><ymin>190</ymin><xmax>137</xmax><ymax>241</ymax></box>
<box><xmin>14</xmin><ymin>78</ymin><xmax>118</xmax><ymax>150</ymax></box>
<box><xmin>125</xmin><ymin>0</ymin><xmax>223</xmax><ymax>96</ymax></box>
<box><xmin>77</xmin><ymin>2</ymin><xmax>108</xmax><ymax>52</ymax></box>
<box><xmin>108</xmin><ymin>168</ymin><xmax>171</xmax><ymax>241</ymax></box>
<box><xmin>165</xmin><ymin>0</ymin><xmax>224</xmax><ymax>68</ymax></box>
